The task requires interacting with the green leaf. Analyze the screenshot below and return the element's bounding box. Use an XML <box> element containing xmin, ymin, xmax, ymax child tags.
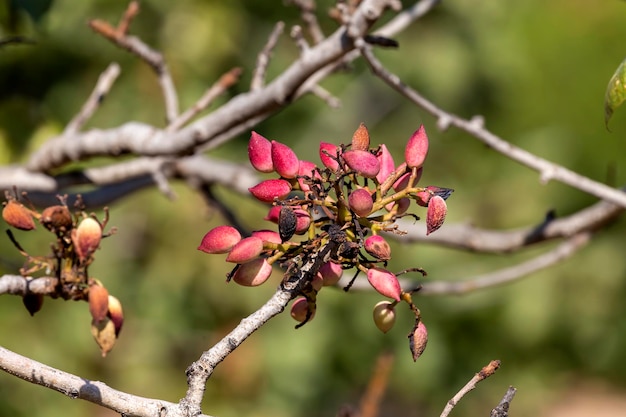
<box><xmin>604</xmin><ymin>58</ymin><xmax>626</xmax><ymax>129</ymax></box>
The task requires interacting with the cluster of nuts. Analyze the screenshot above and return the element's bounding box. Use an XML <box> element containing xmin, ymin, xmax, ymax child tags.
<box><xmin>2</xmin><ymin>191</ymin><xmax>122</xmax><ymax>357</ymax></box>
<box><xmin>199</xmin><ymin>124</ymin><xmax>452</xmax><ymax>360</ymax></box>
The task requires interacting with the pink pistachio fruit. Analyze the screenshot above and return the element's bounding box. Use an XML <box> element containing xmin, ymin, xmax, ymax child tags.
<box><xmin>318</xmin><ymin>261</ymin><xmax>343</xmax><ymax>286</ymax></box>
<box><xmin>264</xmin><ymin>205</ymin><xmax>281</xmax><ymax>223</ymax></box>
<box><xmin>232</xmin><ymin>258</ymin><xmax>273</xmax><ymax>286</ymax></box>
<box><xmin>290</xmin><ymin>297</ymin><xmax>315</xmax><ymax>323</ymax></box>
<box><xmin>297</xmin><ymin>160</ymin><xmax>319</xmax><ymax>192</ymax></box>
<box><xmin>351</xmin><ymin>123</ymin><xmax>370</xmax><ymax>151</ymax></box>
<box><xmin>348</xmin><ymin>188</ymin><xmax>374</xmax><ymax>218</ymax></box>
<box><xmin>404</xmin><ymin>125</ymin><xmax>429</xmax><ymax>169</ymax></box>
<box><xmin>408</xmin><ymin>321</ymin><xmax>428</xmax><ymax>361</ymax></box>
<box><xmin>249</xmin><ymin>179</ymin><xmax>292</xmax><ymax>203</ymax></box>
<box><xmin>385</xmin><ymin>197</ymin><xmax>410</xmax><ymax>215</ymax></box>
<box><xmin>376</xmin><ymin>144</ymin><xmax>395</xmax><ymax>184</ymax></box>
<box><xmin>364</xmin><ymin>235</ymin><xmax>391</xmax><ymax>260</ymax></box>
<box><xmin>107</xmin><ymin>295</ymin><xmax>124</xmax><ymax>337</ymax></box>
<box><xmin>426</xmin><ymin>195</ymin><xmax>447</xmax><ymax>235</ymax></box>
<box><xmin>248</xmin><ymin>131</ymin><xmax>274</xmax><ymax>173</ymax></box>
<box><xmin>343</xmin><ymin>150</ymin><xmax>380</xmax><ymax>179</ymax></box>
<box><xmin>251</xmin><ymin>229</ymin><xmax>282</xmax><ymax>244</ymax></box>
<box><xmin>198</xmin><ymin>225</ymin><xmax>242</xmax><ymax>254</ymax></box>
<box><xmin>319</xmin><ymin>142</ymin><xmax>341</xmax><ymax>172</ymax></box>
<box><xmin>366</xmin><ymin>267</ymin><xmax>401</xmax><ymax>301</ymax></box>
<box><xmin>271</xmin><ymin>140</ymin><xmax>300</xmax><ymax>179</ymax></box>
<box><xmin>294</xmin><ymin>208</ymin><xmax>311</xmax><ymax>234</ymax></box>
<box><xmin>73</xmin><ymin>217</ymin><xmax>102</xmax><ymax>261</ymax></box>
<box><xmin>372</xmin><ymin>301</ymin><xmax>396</xmax><ymax>334</ymax></box>
<box><xmin>226</xmin><ymin>236</ymin><xmax>264</xmax><ymax>264</ymax></box>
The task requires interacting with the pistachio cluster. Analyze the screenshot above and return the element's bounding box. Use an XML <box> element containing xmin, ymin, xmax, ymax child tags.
<box><xmin>2</xmin><ymin>191</ymin><xmax>122</xmax><ymax>357</ymax></box>
<box><xmin>199</xmin><ymin>124</ymin><xmax>452</xmax><ymax>360</ymax></box>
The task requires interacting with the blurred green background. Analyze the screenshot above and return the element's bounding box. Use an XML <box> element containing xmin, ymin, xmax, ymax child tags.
<box><xmin>2</xmin><ymin>1</ymin><xmax>626</xmax><ymax>416</ymax></box>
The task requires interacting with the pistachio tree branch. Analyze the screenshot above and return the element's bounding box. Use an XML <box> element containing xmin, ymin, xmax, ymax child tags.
<box><xmin>439</xmin><ymin>360</ymin><xmax>502</xmax><ymax>417</ymax></box>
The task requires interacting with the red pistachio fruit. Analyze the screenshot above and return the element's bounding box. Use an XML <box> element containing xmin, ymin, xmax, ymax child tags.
<box><xmin>198</xmin><ymin>225</ymin><xmax>242</xmax><ymax>254</ymax></box>
<box><xmin>251</xmin><ymin>229</ymin><xmax>282</xmax><ymax>244</ymax></box>
<box><xmin>426</xmin><ymin>195</ymin><xmax>447</xmax><ymax>235</ymax></box>
<box><xmin>408</xmin><ymin>320</ymin><xmax>428</xmax><ymax>361</ymax></box>
<box><xmin>351</xmin><ymin>123</ymin><xmax>370</xmax><ymax>151</ymax></box>
<box><xmin>385</xmin><ymin>197</ymin><xmax>410</xmax><ymax>215</ymax></box>
<box><xmin>2</xmin><ymin>200</ymin><xmax>36</xmax><ymax>230</ymax></box>
<box><xmin>366</xmin><ymin>267</ymin><xmax>401</xmax><ymax>301</ymax></box>
<box><xmin>290</xmin><ymin>297</ymin><xmax>315</xmax><ymax>323</ymax></box>
<box><xmin>226</xmin><ymin>236</ymin><xmax>264</xmax><ymax>263</ymax></box>
<box><xmin>364</xmin><ymin>235</ymin><xmax>391</xmax><ymax>260</ymax></box>
<box><xmin>405</xmin><ymin>125</ymin><xmax>429</xmax><ymax>169</ymax></box>
<box><xmin>373</xmin><ymin>301</ymin><xmax>396</xmax><ymax>334</ymax></box>
<box><xmin>264</xmin><ymin>205</ymin><xmax>281</xmax><ymax>223</ymax></box>
<box><xmin>348</xmin><ymin>188</ymin><xmax>374</xmax><ymax>218</ymax></box>
<box><xmin>73</xmin><ymin>217</ymin><xmax>102</xmax><ymax>261</ymax></box>
<box><xmin>376</xmin><ymin>144</ymin><xmax>395</xmax><ymax>184</ymax></box>
<box><xmin>232</xmin><ymin>258</ymin><xmax>272</xmax><ymax>286</ymax></box>
<box><xmin>319</xmin><ymin>142</ymin><xmax>341</xmax><ymax>171</ymax></box>
<box><xmin>294</xmin><ymin>208</ymin><xmax>311</xmax><ymax>234</ymax></box>
<box><xmin>248</xmin><ymin>131</ymin><xmax>274</xmax><ymax>173</ymax></box>
<box><xmin>271</xmin><ymin>140</ymin><xmax>300</xmax><ymax>179</ymax></box>
<box><xmin>249</xmin><ymin>179</ymin><xmax>292</xmax><ymax>203</ymax></box>
<box><xmin>107</xmin><ymin>295</ymin><xmax>124</xmax><ymax>337</ymax></box>
<box><xmin>297</xmin><ymin>160</ymin><xmax>319</xmax><ymax>192</ymax></box>
<box><xmin>89</xmin><ymin>284</ymin><xmax>110</xmax><ymax>323</ymax></box>
<box><xmin>318</xmin><ymin>261</ymin><xmax>343</xmax><ymax>286</ymax></box>
<box><xmin>343</xmin><ymin>150</ymin><xmax>380</xmax><ymax>179</ymax></box>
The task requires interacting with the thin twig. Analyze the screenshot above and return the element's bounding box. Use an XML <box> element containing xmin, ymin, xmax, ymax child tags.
<box><xmin>287</xmin><ymin>0</ymin><xmax>325</xmax><ymax>44</ymax></box>
<box><xmin>359</xmin><ymin>352</ymin><xmax>394</xmax><ymax>417</ymax></box>
<box><xmin>358</xmin><ymin>44</ymin><xmax>626</xmax><ymax>208</ymax></box>
<box><xmin>168</xmin><ymin>67</ymin><xmax>243</xmax><ymax>132</ymax></box>
<box><xmin>251</xmin><ymin>22</ymin><xmax>285</xmax><ymax>91</ymax></box>
<box><xmin>440</xmin><ymin>360</ymin><xmax>501</xmax><ymax>417</ymax></box>
<box><xmin>491</xmin><ymin>386</ymin><xmax>517</xmax><ymax>417</ymax></box>
<box><xmin>64</xmin><ymin>63</ymin><xmax>121</xmax><ymax>135</ymax></box>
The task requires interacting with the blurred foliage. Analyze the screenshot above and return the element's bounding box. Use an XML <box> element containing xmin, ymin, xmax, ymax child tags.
<box><xmin>2</xmin><ymin>1</ymin><xmax>626</xmax><ymax>417</ymax></box>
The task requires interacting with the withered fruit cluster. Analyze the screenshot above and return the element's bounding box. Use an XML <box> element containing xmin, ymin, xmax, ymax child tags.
<box><xmin>199</xmin><ymin>124</ymin><xmax>453</xmax><ymax>360</ymax></box>
<box><xmin>2</xmin><ymin>191</ymin><xmax>122</xmax><ymax>357</ymax></box>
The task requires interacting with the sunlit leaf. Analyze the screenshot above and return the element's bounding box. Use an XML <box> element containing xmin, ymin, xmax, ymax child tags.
<box><xmin>604</xmin><ymin>58</ymin><xmax>626</xmax><ymax>129</ymax></box>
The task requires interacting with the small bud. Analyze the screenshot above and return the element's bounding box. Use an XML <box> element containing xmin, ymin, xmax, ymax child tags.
<box><xmin>198</xmin><ymin>225</ymin><xmax>242</xmax><ymax>254</ymax></box>
<box><xmin>319</xmin><ymin>142</ymin><xmax>341</xmax><ymax>172</ymax></box>
<box><xmin>348</xmin><ymin>188</ymin><xmax>374</xmax><ymax>218</ymax></box>
<box><xmin>426</xmin><ymin>195</ymin><xmax>447</xmax><ymax>235</ymax></box>
<box><xmin>248</xmin><ymin>131</ymin><xmax>274</xmax><ymax>173</ymax></box>
<box><xmin>408</xmin><ymin>320</ymin><xmax>428</xmax><ymax>361</ymax></box>
<box><xmin>2</xmin><ymin>200</ymin><xmax>35</xmax><ymax>231</ymax></box>
<box><xmin>366</xmin><ymin>268</ymin><xmax>401</xmax><ymax>301</ymax></box>
<box><xmin>226</xmin><ymin>236</ymin><xmax>264</xmax><ymax>263</ymax></box>
<box><xmin>404</xmin><ymin>125</ymin><xmax>429</xmax><ymax>169</ymax></box>
<box><xmin>107</xmin><ymin>295</ymin><xmax>124</xmax><ymax>336</ymax></box>
<box><xmin>290</xmin><ymin>297</ymin><xmax>315</xmax><ymax>323</ymax></box>
<box><xmin>271</xmin><ymin>140</ymin><xmax>300</xmax><ymax>179</ymax></box>
<box><xmin>91</xmin><ymin>317</ymin><xmax>117</xmax><ymax>357</ymax></box>
<box><xmin>372</xmin><ymin>301</ymin><xmax>396</xmax><ymax>333</ymax></box>
<box><xmin>73</xmin><ymin>217</ymin><xmax>102</xmax><ymax>262</ymax></box>
<box><xmin>22</xmin><ymin>293</ymin><xmax>44</xmax><ymax>316</ymax></box>
<box><xmin>40</xmin><ymin>205</ymin><xmax>73</xmax><ymax>232</ymax></box>
<box><xmin>351</xmin><ymin>123</ymin><xmax>370</xmax><ymax>151</ymax></box>
<box><xmin>376</xmin><ymin>144</ymin><xmax>395</xmax><ymax>184</ymax></box>
<box><xmin>343</xmin><ymin>150</ymin><xmax>380</xmax><ymax>178</ymax></box>
<box><xmin>249</xmin><ymin>179</ymin><xmax>292</xmax><ymax>203</ymax></box>
<box><xmin>318</xmin><ymin>261</ymin><xmax>343</xmax><ymax>286</ymax></box>
<box><xmin>251</xmin><ymin>229</ymin><xmax>282</xmax><ymax>244</ymax></box>
<box><xmin>278</xmin><ymin>206</ymin><xmax>298</xmax><ymax>243</ymax></box>
<box><xmin>88</xmin><ymin>284</ymin><xmax>110</xmax><ymax>323</ymax></box>
<box><xmin>364</xmin><ymin>235</ymin><xmax>391</xmax><ymax>260</ymax></box>
<box><xmin>231</xmin><ymin>258</ymin><xmax>272</xmax><ymax>286</ymax></box>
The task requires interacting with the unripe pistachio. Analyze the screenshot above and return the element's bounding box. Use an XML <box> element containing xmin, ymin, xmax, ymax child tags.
<box><xmin>226</xmin><ymin>236</ymin><xmax>264</xmax><ymax>263</ymax></box>
<box><xmin>251</xmin><ymin>229</ymin><xmax>282</xmax><ymax>244</ymax></box>
<box><xmin>248</xmin><ymin>131</ymin><xmax>274</xmax><ymax>173</ymax></box>
<box><xmin>73</xmin><ymin>217</ymin><xmax>102</xmax><ymax>262</ymax></box>
<box><xmin>2</xmin><ymin>200</ymin><xmax>35</xmax><ymax>231</ymax></box>
<box><xmin>290</xmin><ymin>297</ymin><xmax>315</xmax><ymax>323</ymax></box>
<box><xmin>271</xmin><ymin>140</ymin><xmax>300</xmax><ymax>179</ymax></box>
<box><xmin>376</xmin><ymin>144</ymin><xmax>395</xmax><ymax>184</ymax></box>
<box><xmin>40</xmin><ymin>205</ymin><xmax>73</xmax><ymax>232</ymax></box>
<box><xmin>348</xmin><ymin>188</ymin><xmax>374</xmax><ymax>218</ymax></box>
<box><xmin>367</xmin><ymin>267</ymin><xmax>401</xmax><ymax>301</ymax></box>
<box><xmin>343</xmin><ymin>150</ymin><xmax>380</xmax><ymax>179</ymax></box>
<box><xmin>426</xmin><ymin>195</ymin><xmax>447</xmax><ymax>235</ymax></box>
<box><xmin>364</xmin><ymin>235</ymin><xmax>391</xmax><ymax>260</ymax></box>
<box><xmin>88</xmin><ymin>284</ymin><xmax>110</xmax><ymax>323</ymax></box>
<box><xmin>107</xmin><ymin>295</ymin><xmax>124</xmax><ymax>336</ymax></box>
<box><xmin>372</xmin><ymin>301</ymin><xmax>396</xmax><ymax>333</ymax></box>
<box><xmin>231</xmin><ymin>258</ymin><xmax>272</xmax><ymax>286</ymax></box>
<box><xmin>318</xmin><ymin>261</ymin><xmax>343</xmax><ymax>286</ymax></box>
<box><xmin>248</xmin><ymin>179</ymin><xmax>292</xmax><ymax>203</ymax></box>
<box><xmin>319</xmin><ymin>142</ymin><xmax>341</xmax><ymax>171</ymax></box>
<box><xmin>351</xmin><ymin>123</ymin><xmax>370</xmax><ymax>151</ymax></box>
<box><xmin>408</xmin><ymin>320</ymin><xmax>428</xmax><ymax>361</ymax></box>
<box><xmin>404</xmin><ymin>125</ymin><xmax>429</xmax><ymax>169</ymax></box>
<box><xmin>198</xmin><ymin>225</ymin><xmax>241</xmax><ymax>254</ymax></box>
